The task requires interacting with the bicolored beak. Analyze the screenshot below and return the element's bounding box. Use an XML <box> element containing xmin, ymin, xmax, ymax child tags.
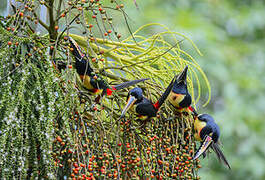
<box><xmin>193</xmin><ymin>135</ymin><xmax>213</xmax><ymax>160</ymax></box>
<box><xmin>120</xmin><ymin>95</ymin><xmax>137</xmax><ymax>118</ymax></box>
<box><xmin>177</xmin><ymin>65</ymin><xmax>188</xmax><ymax>83</ymax></box>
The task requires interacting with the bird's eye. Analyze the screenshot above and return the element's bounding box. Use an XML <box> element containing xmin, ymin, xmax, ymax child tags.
<box><xmin>172</xmin><ymin>96</ymin><xmax>177</xmax><ymax>100</ymax></box>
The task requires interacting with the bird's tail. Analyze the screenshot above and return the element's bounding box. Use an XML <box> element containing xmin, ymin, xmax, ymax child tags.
<box><xmin>113</xmin><ymin>78</ymin><xmax>150</xmax><ymax>91</ymax></box>
<box><xmin>212</xmin><ymin>143</ymin><xmax>231</xmax><ymax>169</ymax></box>
<box><xmin>104</xmin><ymin>78</ymin><xmax>150</xmax><ymax>96</ymax></box>
<box><xmin>153</xmin><ymin>75</ymin><xmax>176</xmax><ymax>109</ymax></box>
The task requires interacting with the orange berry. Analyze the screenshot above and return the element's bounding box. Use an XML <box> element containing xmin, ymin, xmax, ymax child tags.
<box><xmin>68</xmin><ymin>65</ymin><xmax>72</xmax><ymax>69</ymax></box>
<box><xmin>55</xmin><ymin>26</ymin><xmax>59</xmax><ymax>30</ymax></box>
<box><xmin>7</xmin><ymin>41</ymin><xmax>12</xmax><ymax>46</ymax></box>
<box><xmin>56</xmin><ymin>136</ymin><xmax>62</xmax><ymax>142</ymax></box>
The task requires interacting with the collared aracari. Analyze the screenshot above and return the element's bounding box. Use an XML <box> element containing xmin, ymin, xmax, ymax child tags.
<box><xmin>68</xmin><ymin>37</ymin><xmax>149</xmax><ymax>100</ymax></box>
<box><xmin>168</xmin><ymin>65</ymin><xmax>192</xmax><ymax>111</ymax></box>
<box><xmin>192</xmin><ymin>112</ymin><xmax>231</xmax><ymax>169</ymax></box>
<box><xmin>120</xmin><ymin>76</ymin><xmax>176</xmax><ymax>123</ymax></box>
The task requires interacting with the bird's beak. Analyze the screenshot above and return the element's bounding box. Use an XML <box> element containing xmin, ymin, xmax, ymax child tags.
<box><xmin>193</xmin><ymin>135</ymin><xmax>213</xmax><ymax>160</ymax></box>
<box><xmin>120</xmin><ymin>95</ymin><xmax>137</xmax><ymax>118</ymax></box>
<box><xmin>177</xmin><ymin>65</ymin><xmax>188</xmax><ymax>83</ymax></box>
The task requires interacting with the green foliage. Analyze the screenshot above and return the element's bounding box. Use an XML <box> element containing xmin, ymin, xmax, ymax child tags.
<box><xmin>0</xmin><ymin>26</ymin><xmax>76</xmax><ymax>178</ymax></box>
<box><xmin>117</xmin><ymin>0</ymin><xmax>265</xmax><ymax>179</ymax></box>
<box><xmin>0</xmin><ymin>0</ymin><xmax>214</xmax><ymax>179</ymax></box>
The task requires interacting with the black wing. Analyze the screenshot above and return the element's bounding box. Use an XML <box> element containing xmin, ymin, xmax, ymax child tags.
<box><xmin>136</xmin><ymin>98</ymin><xmax>157</xmax><ymax>118</ymax></box>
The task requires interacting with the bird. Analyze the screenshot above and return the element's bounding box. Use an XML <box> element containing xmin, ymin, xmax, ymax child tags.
<box><xmin>167</xmin><ymin>65</ymin><xmax>192</xmax><ymax>111</ymax></box>
<box><xmin>67</xmin><ymin>36</ymin><xmax>149</xmax><ymax>100</ymax></box>
<box><xmin>120</xmin><ymin>76</ymin><xmax>176</xmax><ymax>124</ymax></box>
<box><xmin>192</xmin><ymin>111</ymin><xmax>231</xmax><ymax>169</ymax></box>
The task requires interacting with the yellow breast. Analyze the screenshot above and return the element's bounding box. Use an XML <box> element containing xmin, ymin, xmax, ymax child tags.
<box><xmin>168</xmin><ymin>92</ymin><xmax>185</xmax><ymax>108</ymax></box>
<box><xmin>194</xmin><ymin>118</ymin><xmax>206</xmax><ymax>142</ymax></box>
<box><xmin>80</xmin><ymin>75</ymin><xmax>94</xmax><ymax>90</ymax></box>
<box><xmin>79</xmin><ymin>75</ymin><xmax>103</xmax><ymax>95</ymax></box>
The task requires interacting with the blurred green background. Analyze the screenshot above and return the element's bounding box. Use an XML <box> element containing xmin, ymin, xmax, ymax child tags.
<box><xmin>120</xmin><ymin>0</ymin><xmax>265</xmax><ymax>179</ymax></box>
<box><xmin>1</xmin><ymin>0</ymin><xmax>265</xmax><ymax>179</ymax></box>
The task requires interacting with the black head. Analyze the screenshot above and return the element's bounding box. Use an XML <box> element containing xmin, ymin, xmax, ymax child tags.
<box><xmin>128</xmin><ymin>87</ymin><xmax>143</xmax><ymax>102</ymax></box>
<box><xmin>69</xmin><ymin>37</ymin><xmax>93</xmax><ymax>75</ymax></box>
<box><xmin>172</xmin><ymin>65</ymin><xmax>188</xmax><ymax>94</ymax></box>
<box><xmin>120</xmin><ymin>87</ymin><xmax>143</xmax><ymax>117</ymax></box>
<box><xmin>198</xmin><ymin>114</ymin><xmax>220</xmax><ymax>143</ymax></box>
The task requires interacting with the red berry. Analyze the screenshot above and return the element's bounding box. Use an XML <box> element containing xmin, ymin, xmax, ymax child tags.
<box><xmin>74</xmin><ymin>163</ymin><xmax>79</xmax><ymax>168</ymax></box>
